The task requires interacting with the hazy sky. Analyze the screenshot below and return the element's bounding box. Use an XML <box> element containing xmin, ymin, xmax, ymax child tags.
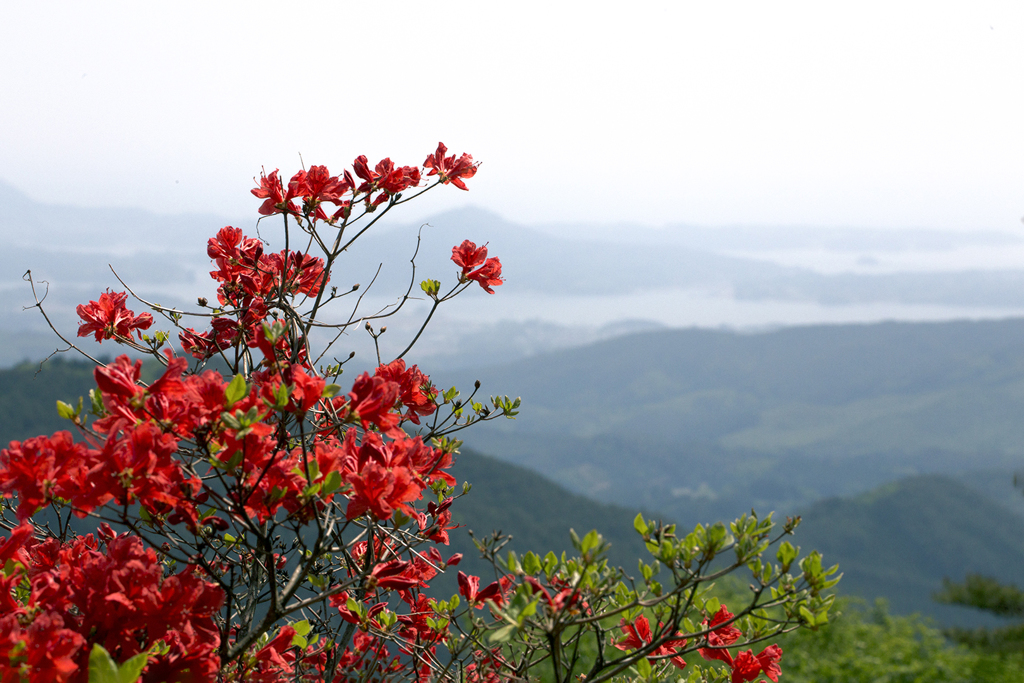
<box><xmin>3</xmin><ymin>2</ymin><xmax>1023</xmax><ymax>232</ymax></box>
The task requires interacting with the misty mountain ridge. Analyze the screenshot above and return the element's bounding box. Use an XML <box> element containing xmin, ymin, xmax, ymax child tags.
<box><xmin>6</xmin><ymin>179</ymin><xmax>1024</xmax><ymax>369</ymax></box>
<box><xmin>440</xmin><ymin>318</ymin><xmax>1024</xmax><ymax>525</ymax></box>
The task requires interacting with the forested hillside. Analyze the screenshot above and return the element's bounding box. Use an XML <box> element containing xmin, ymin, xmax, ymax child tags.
<box><xmin>442</xmin><ymin>318</ymin><xmax>1024</xmax><ymax>524</ymax></box>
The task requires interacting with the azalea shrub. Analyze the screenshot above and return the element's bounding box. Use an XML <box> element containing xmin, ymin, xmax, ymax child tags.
<box><xmin>0</xmin><ymin>143</ymin><xmax>837</xmax><ymax>683</ymax></box>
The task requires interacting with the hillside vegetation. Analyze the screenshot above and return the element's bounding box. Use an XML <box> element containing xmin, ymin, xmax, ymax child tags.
<box><xmin>441</xmin><ymin>318</ymin><xmax>1024</xmax><ymax>524</ymax></box>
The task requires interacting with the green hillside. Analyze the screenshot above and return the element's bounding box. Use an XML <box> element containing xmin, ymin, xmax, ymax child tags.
<box><xmin>797</xmin><ymin>475</ymin><xmax>1024</xmax><ymax>626</ymax></box>
<box><xmin>0</xmin><ymin>356</ymin><xmax>101</xmax><ymax>447</ymax></box>
<box><xmin>440</xmin><ymin>318</ymin><xmax>1024</xmax><ymax>523</ymax></box>
<box><xmin>444</xmin><ymin>318</ymin><xmax>1024</xmax><ymax>446</ymax></box>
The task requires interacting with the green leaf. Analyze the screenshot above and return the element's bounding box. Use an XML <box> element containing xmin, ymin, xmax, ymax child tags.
<box><xmin>522</xmin><ymin>551</ymin><xmax>541</xmax><ymax>575</ymax></box>
<box><xmin>489</xmin><ymin>623</ymin><xmax>518</xmax><ymax>643</ymax></box>
<box><xmin>506</xmin><ymin>550</ymin><xmax>520</xmax><ymax>573</ymax></box>
<box><xmin>776</xmin><ymin>541</ymin><xmax>799</xmax><ymax>570</ymax></box>
<box><xmin>635</xmin><ymin>656</ymin><xmax>652</xmax><ymax>679</ymax></box>
<box><xmin>89</xmin><ymin>388</ymin><xmax>106</xmax><ymax>416</ymax></box>
<box><xmin>88</xmin><ymin>644</ymin><xmax>119</xmax><ymax>683</ymax></box>
<box><xmin>56</xmin><ymin>400</ymin><xmax>76</xmax><ymax>420</ymax></box>
<box><xmin>322</xmin><ymin>470</ymin><xmax>343</xmax><ymax>495</ymax></box>
<box><xmin>705</xmin><ymin>597</ymin><xmax>721</xmax><ymax>615</ymax></box>
<box><xmin>291</xmin><ymin>620</ymin><xmax>312</xmax><ymax>647</ymax></box>
<box><xmin>580</xmin><ymin>529</ymin><xmax>601</xmax><ymax>554</ymax></box>
<box><xmin>225</xmin><ymin>374</ymin><xmax>248</xmax><ymax>407</ymax></box>
<box><xmin>633</xmin><ymin>513</ymin><xmax>649</xmax><ymax>536</ymax></box>
<box><xmin>89</xmin><ymin>644</ymin><xmax>149</xmax><ymax>683</ymax></box>
<box><xmin>116</xmin><ymin>652</ymin><xmax>150</xmax><ymax>683</ymax></box>
<box><xmin>221</xmin><ymin>412</ymin><xmax>243</xmax><ymax>431</ymax></box>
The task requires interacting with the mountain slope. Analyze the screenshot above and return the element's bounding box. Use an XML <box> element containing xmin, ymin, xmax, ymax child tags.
<box><xmin>438</xmin><ymin>319</ymin><xmax>1024</xmax><ymax>522</ymax></box>
<box><xmin>796</xmin><ymin>475</ymin><xmax>1024</xmax><ymax>625</ymax></box>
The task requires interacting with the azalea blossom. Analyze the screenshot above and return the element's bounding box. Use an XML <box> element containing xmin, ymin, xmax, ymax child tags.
<box><xmin>423</xmin><ymin>142</ymin><xmax>479</xmax><ymax>190</ymax></box>
<box><xmin>451</xmin><ymin>240</ymin><xmax>504</xmax><ymax>293</ymax></box>
<box><xmin>76</xmin><ymin>290</ymin><xmax>153</xmax><ymax>342</ymax></box>
<box><xmin>614</xmin><ymin>614</ymin><xmax>688</xmax><ymax>670</ymax></box>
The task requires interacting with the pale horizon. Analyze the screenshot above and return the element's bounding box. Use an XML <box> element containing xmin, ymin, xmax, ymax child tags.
<box><xmin>3</xmin><ymin>2</ymin><xmax>1023</xmax><ymax>235</ymax></box>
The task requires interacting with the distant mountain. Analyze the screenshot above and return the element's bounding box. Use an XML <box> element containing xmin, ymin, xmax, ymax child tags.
<box><xmin>7</xmin><ymin>185</ymin><xmax>1024</xmax><ymax>370</ymax></box>
<box><xmin>0</xmin><ymin>179</ymin><xmax>237</xmax><ymax>253</ymax></box>
<box><xmin>440</xmin><ymin>318</ymin><xmax>1024</xmax><ymax>523</ymax></box>
<box><xmin>356</xmin><ymin>207</ymin><xmax>1024</xmax><ymax>305</ymax></box>
<box><xmin>796</xmin><ymin>475</ymin><xmax>1024</xmax><ymax>626</ymax></box>
<box><xmin>0</xmin><ymin>357</ymin><xmax>100</xmax><ymax>447</ymax></box>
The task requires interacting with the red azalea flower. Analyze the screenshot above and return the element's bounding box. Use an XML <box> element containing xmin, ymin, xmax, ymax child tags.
<box><xmin>375</xmin><ymin>360</ymin><xmax>437</xmax><ymax>424</ymax></box>
<box><xmin>730</xmin><ymin>650</ymin><xmax>768</xmax><ymax>683</ymax></box>
<box><xmin>366</xmin><ymin>560</ymin><xmax>421</xmax><ymax>592</ymax></box>
<box><xmin>0</xmin><ymin>432</ymin><xmax>96</xmax><ymax>519</ymax></box>
<box><xmin>755</xmin><ymin>644</ymin><xmax>783</xmax><ymax>682</ymax></box>
<box><xmin>423</xmin><ymin>142</ymin><xmax>479</xmax><ymax>190</ymax></box>
<box><xmin>466</xmin><ymin>257</ymin><xmax>503</xmax><ymax>294</ymax></box>
<box><xmin>353</xmin><ymin>156</ymin><xmax>421</xmax><ymax>198</ymax></box>
<box><xmin>337</xmin><ymin>432</ymin><xmax>431</xmax><ymax>521</ymax></box>
<box><xmin>698</xmin><ymin>604</ymin><xmax>743</xmax><ymax>663</ymax></box>
<box><xmin>338</xmin><ymin>373</ymin><xmax>403</xmax><ymax>437</ymax></box>
<box><xmin>282</xmin><ymin>365</ymin><xmax>326</xmax><ymax>415</ymax></box>
<box><xmin>252</xmin><ymin>169</ymin><xmax>301</xmax><ymax>216</ymax></box>
<box><xmin>1</xmin><ymin>613</ymin><xmax>85</xmax><ymax>682</ymax></box>
<box><xmin>0</xmin><ymin>522</ymin><xmax>33</xmax><ymax>567</ymax></box>
<box><xmin>451</xmin><ymin>241</ymin><xmax>504</xmax><ymax>293</ymax></box>
<box><xmin>418</xmin><ymin>498</ymin><xmax>459</xmax><ymax>545</ymax></box>
<box><xmin>614</xmin><ymin>614</ymin><xmax>688</xmax><ymax>670</ymax></box>
<box><xmin>76</xmin><ymin>290</ymin><xmax>153</xmax><ymax>342</ymax></box>
<box><xmin>457</xmin><ymin>572</ymin><xmax>513</xmax><ymax>609</ymax></box>
<box><xmin>451</xmin><ymin>240</ymin><xmax>489</xmax><ymax>273</ymax></box>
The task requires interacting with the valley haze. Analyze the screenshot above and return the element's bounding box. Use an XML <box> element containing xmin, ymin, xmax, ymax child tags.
<box><xmin>4</xmin><ymin>180</ymin><xmax>1024</xmax><ymax>368</ymax></box>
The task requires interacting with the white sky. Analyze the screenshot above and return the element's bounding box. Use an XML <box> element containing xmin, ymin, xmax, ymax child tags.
<box><xmin>3</xmin><ymin>1</ymin><xmax>1023</xmax><ymax>232</ymax></box>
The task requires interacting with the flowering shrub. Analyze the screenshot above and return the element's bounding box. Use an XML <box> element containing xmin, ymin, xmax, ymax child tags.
<box><xmin>2</xmin><ymin>143</ymin><xmax>837</xmax><ymax>682</ymax></box>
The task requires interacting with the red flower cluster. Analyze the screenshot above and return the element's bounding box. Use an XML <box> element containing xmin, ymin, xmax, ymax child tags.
<box><xmin>374</xmin><ymin>360</ymin><xmax>438</xmax><ymax>426</ymax></box>
<box><xmin>616</xmin><ymin>605</ymin><xmax>783</xmax><ymax>682</ymax></box>
<box><xmin>0</xmin><ymin>356</ymin><xmax>205</xmax><ymax>526</ymax></box>
<box><xmin>353</xmin><ymin>156</ymin><xmax>421</xmax><ymax>208</ymax></box>
<box><xmin>0</xmin><ymin>525</ymin><xmax>223</xmax><ymax>682</ymax></box>
<box><xmin>614</xmin><ymin>614</ymin><xmax>689</xmax><ymax>670</ymax></box>
<box><xmin>457</xmin><ymin>572</ymin><xmax>514</xmax><ymax>609</ymax></box>
<box><xmin>252</xmin><ymin>165</ymin><xmax>357</xmax><ymax>223</ymax></box>
<box><xmin>339</xmin><ymin>430</ymin><xmax>454</xmax><ymax>521</ymax></box>
<box><xmin>452</xmin><ymin>240</ymin><xmax>504</xmax><ymax>294</ymax></box>
<box><xmin>180</xmin><ymin>226</ymin><xmax>325</xmax><ymax>361</ymax></box>
<box><xmin>696</xmin><ymin>605</ymin><xmax>782</xmax><ymax>682</ymax></box>
<box><xmin>7</xmin><ymin>147</ymin><xmax>520</xmax><ymax>683</ymax></box>
<box><xmin>76</xmin><ymin>290</ymin><xmax>153</xmax><ymax>342</ymax></box>
<box><xmin>424</xmin><ymin>142</ymin><xmax>479</xmax><ymax>191</ymax></box>
<box><xmin>251</xmin><ymin>143</ymin><xmax>472</xmax><ymax>224</ymax></box>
